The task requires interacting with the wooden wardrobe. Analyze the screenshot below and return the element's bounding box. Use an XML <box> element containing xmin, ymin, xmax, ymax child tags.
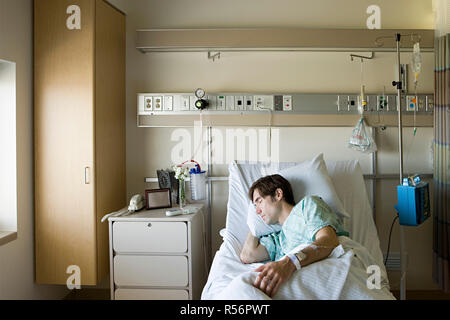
<box><xmin>34</xmin><ymin>0</ymin><xmax>126</xmax><ymax>285</ymax></box>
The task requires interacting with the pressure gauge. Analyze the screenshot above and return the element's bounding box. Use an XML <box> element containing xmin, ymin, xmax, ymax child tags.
<box><xmin>194</xmin><ymin>88</ymin><xmax>209</xmax><ymax>110</ymax></box>
<box><xmin>195</xmin><ymin>88</ymin><xmax>206</xmax><ymax>99</ymax></box>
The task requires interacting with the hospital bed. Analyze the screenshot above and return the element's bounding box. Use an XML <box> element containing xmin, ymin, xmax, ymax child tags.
<box><xmin>201</xmin><ymin>155</ymin><xmax>396</xmax><ymax>300</ymax></box>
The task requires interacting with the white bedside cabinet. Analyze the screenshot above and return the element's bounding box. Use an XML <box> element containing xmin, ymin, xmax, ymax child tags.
<box><xmin>108</xmin><ymin>204</ymin><xmax>206</xmax><ymax>300</ymax></box>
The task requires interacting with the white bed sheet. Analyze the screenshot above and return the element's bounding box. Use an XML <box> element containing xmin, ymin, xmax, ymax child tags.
<box><xmin>201</xmin><ymin>159</ymin><xmax>393</xmax><ymax>300</ymax></box>
<box><xmin>202</xmin><ymin>231</ymin><xmax>395</xmax><ymax>300</ymax></box>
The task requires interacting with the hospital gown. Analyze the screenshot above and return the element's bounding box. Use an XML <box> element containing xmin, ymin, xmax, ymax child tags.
<box><xmin>259</xmin><ymin>195</ymin><xmax>349</xmax><ymax>261</ymax></box>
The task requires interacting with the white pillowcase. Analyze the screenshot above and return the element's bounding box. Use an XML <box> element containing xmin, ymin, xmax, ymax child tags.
<box><xmin>247</xmin><ymin>153</ymin><xmax>350</xmax><ymax>237</ymax></box>
<box><xmin>326</xmin><ymin>160</ymin><xmax>384</xmax><ymax>268</ymax></box>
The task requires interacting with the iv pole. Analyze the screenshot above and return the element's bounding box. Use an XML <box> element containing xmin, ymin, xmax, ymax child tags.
<box><xmin>391</xmin><ymin>33</ymin><xmax>406</xmax><ymax>301</ymax></box>
<box><xmin>376</xmin><ymin>32</ymin><xmax>417</xmax><ymax>300</ymax></box>
<box><xmin>376</xmin><ymin>32</ymin><xmax>422</xmax><ymax>301</ymax></box>
<box><xmin>375</xmin><ymin>31</ymin><xmax>424</xmax><ymax>300</ymax></box>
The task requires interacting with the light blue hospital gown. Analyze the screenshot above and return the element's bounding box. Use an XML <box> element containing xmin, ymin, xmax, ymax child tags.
<box><xmin>259</xmin><ymin>195</ymin><xmax>349</xmax><ymax>261</ymax></box>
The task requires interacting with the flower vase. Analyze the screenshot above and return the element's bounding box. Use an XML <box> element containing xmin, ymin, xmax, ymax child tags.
<box><xmin>179</xmin><ymin>179</ymin><xmax>186</xmax><ymax>208</ymax></box>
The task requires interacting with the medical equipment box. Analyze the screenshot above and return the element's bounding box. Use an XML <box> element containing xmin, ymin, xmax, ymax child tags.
<box><xmin>395</xmin><ymin>182</ymin><xmax>431</xmax><ymax>226</ymax></box>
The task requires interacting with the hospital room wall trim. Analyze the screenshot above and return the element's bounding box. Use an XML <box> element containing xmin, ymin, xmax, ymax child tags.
<box><xmin>137</xmin><ymin>114</ymin><xmax>434</xmax><ymax>128</ymax></box>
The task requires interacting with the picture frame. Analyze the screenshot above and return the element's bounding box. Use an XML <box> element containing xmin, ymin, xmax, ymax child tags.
<box><xmin>145</xmin><ymin>188</ymin><xmax>172</xmax><ymax>210</ymax></box>
<box><xmin>157</xmin><ymin>169</ymin><xmax>179</xmax><ymax>204</ymax></box>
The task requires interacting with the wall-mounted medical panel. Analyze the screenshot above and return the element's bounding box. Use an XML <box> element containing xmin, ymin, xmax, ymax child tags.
<box><xmin>137</xmin><ymin>93</ymin><xmax>433</xmax><ymax>127</ymax></box>
<box><xmin>138</xmin><ymin>93</ymin><xmax>434</xmax><ymax>115</ymax></box>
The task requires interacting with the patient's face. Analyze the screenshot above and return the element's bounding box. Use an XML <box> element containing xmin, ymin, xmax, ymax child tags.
<box><xmin>253</xmin><ymin>189</ymin><xmax>280</xmax><ymax>225</ymax></box>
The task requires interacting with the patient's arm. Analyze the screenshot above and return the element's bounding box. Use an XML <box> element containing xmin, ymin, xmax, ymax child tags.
<box><xmin>253</xmin><ymin>226</ymin><xmax>339</xmax><ymax>297</ymax></box>
<box><xmin>240</xmin><ymin>232</ymin><xmax>270</xmax><ymax>264</ymax></box>
<box><xmin>295</xmin><ymin>226</ymin><xmax>340</xmax><ymax>268</ymax></box>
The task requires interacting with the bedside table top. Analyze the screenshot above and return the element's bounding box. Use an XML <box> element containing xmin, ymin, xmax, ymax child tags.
<box><xmin>108</xmin><ymin>204</ymin><xmax>204</xmax><ymax>222</ymax></box>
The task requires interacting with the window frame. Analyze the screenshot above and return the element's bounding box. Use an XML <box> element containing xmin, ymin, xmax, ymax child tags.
<box><xmin>0</xmin><ymin>58</ymin><xmax>18</xmax><ymax>246</ymax></box>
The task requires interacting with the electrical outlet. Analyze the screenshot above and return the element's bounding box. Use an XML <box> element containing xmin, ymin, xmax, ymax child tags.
<box><xmin>154</xmin><ymin>96</ymin><xmax>163</xmax><ymax>111</ymax></box>
<box><xmin>417</xmin><ymin>96</ymin><xmax>426</xmax><ymax>112</ymax></box>
<box><xmin>144</xmin><ymin>96</ymin><xmax>153</xmax><ymax>111</ymax></box>
<box><xmin>426</xmin><ymin>95</ymin><xmax>434</xmax><ymax>112</ymax></box>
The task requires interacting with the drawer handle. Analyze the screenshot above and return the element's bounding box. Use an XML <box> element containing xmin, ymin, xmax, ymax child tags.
<box><xmin>147</xmin><ymin>223</ymin><xmax>152</xmax><ymax>228</ymax></box>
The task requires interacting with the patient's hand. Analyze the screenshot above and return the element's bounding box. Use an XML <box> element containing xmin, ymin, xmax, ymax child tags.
<box><xmin>253</xmin><ymin>257</ymin><xmax>295</xmax><ymax>298</ymax></box>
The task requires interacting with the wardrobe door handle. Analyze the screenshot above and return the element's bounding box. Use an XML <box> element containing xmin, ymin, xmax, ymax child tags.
<box><xmin>84</xmin><ymin>167</ymin><xmax>90</xmax><ymax>184</ymax></box>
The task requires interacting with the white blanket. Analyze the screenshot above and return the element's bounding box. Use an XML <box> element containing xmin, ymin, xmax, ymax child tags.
<box><xmin>201</xmin><ymin>233</ymin><xmax>396</xmax><ymax>300</ymax></box>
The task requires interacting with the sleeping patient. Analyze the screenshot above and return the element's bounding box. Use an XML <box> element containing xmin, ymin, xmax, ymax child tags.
<box><xmin>240</xmin><ymin>173</ymin><xmax>350</xmax><ymax>298</ymax></box>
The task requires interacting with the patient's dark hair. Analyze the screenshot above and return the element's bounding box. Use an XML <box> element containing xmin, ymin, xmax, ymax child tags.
<box><xmin>248</xmin><ymin>174</ymin><xmax>295</xmax><ymax>206</ymax></box>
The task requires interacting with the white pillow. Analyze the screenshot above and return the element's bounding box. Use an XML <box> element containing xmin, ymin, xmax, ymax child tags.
<box><xmin>326</xmin><ymin>160</ymin><xmax>384</xmax><ymax>268</ymax></box>
<box><xmin>247</xmin><ymin>154</ymin><xmax>350</xmax><ymax>237</ymax></box>
<box><xmin>246</xmin><ymin>201</ymin><xmax>282</xmax><ymax>237</ymax></box>
<box><xmin>225</xmin><ymin>161</ymin><xmax>254</xmax><ymax>245</ymax></box>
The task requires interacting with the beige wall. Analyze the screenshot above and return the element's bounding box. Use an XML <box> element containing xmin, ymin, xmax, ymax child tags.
<box><xmin>0</xmin><ymin>0</ymin><xmax>69</xmax><ymax>299</ymax></box>
<box><xmin>112</xmin><ymin>0</ymin><xmax>434</xmax><ymax>29</ymax></box>
<box><xmin>105</xmin><ymin>0</ymin><xmax>439</xmax><ymax>291</ymax></box>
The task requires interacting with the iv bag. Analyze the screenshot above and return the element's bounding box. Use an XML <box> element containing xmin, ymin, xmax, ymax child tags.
<box><xmin>348</xmin><ymin>117</ymin><xmax>377</xmax><ymax>153</ymax></box>
<box><xmin>412</xmin><ymin>42</ymin><xmax>422</xmax><ymax>80</ymax></box>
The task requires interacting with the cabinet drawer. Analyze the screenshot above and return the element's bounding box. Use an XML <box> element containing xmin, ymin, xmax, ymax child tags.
<box><xmin>114</xmin><ymin>255</ymin><xmax>188</xmax><ymax>286</ymax></box>
<box><xmin>113</xmin><ymin>221</ymin><xmax>187</xmax><ymax>253</ymax></box>
<box><xmin>115</xmin><ymin>288</ymin><xmax>189</xmax><ymax>300</ymax></box>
